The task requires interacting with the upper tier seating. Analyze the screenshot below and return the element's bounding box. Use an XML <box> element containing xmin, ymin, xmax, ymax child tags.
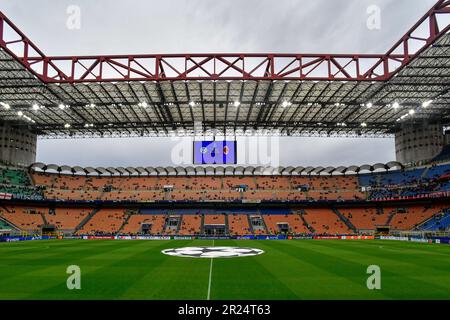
<box><xmin>432</xmin><ymin>145</ymin><xmax>450</xmax><ymax>163</ymax></box>
<box><xmin>0</xmin><ymin>167</ymin><xmax>42</xmax><ymax>200</ymax></box>
<box><xmin>426</xmin><ymin>163</ymin><xmax>450</xmax><ymax>180</ymax></box>
<box><xmin>0</xmin><ymin>167</ymin><xmax>31</xmax><ymax>186</ymax></box>
<box><xmin>30</xmin><ymin>172</ymin><xmax>364</xmax><ymax>202</ymax></box>
<box><xmin>25</xmin><ymin>161</ymin><xmax>450</xmax><ymax>203</ymax></box>
<box><xmin>359</xmin><ymin>169</ymin><xmax>425</xmax><ymax>187</ymax></box>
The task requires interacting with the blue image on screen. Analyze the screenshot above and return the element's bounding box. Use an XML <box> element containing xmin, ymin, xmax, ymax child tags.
<box><xmin>193</xmin><ymin>141</ymin><xmax>236</xmax><ymax>164</ymax></box>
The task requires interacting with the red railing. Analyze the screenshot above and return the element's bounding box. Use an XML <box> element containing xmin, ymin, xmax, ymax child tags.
<box><xmin>0</xmin><ymin>0</ymin><xmax>449</xmax><ymax>83</ymax></box>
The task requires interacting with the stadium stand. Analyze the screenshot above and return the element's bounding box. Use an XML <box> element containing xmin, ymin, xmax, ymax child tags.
<box><xmin>263</xmin><ymin>213</ymin><xmax>309</xmax><ymax>234</ymax></box>
<box><xmin>228</xmin><ymin>214</ymin><xmax>252</xmax><ymax>235</ymax></box>
<box><xmin>0</xmin><ymin>205</ymin><xmax>44</xmax><ymax>233</ymax></box>
<box><xmin>0</xmin><ymin>219</ymin><xmax>14</xmax><ymax>232</ymax></box>
<box><xmin>178</xmin><ymin>215</ymin><xmax>202</xmax><ymax>235</ymax></box>
<box><xmin>388</xmin><ymin>204</ymin><xmax>449</xmax><ymax>230</ymax></box>
<box><xmin>121</xmin><ymin>214</ymin><xmax>166</xmax><ymax>234</ymax></box>
<box><xmin>76</xmin><ymin>209</ymin><xmax>126</xmax><ymax>235</ymax></box>
<box><xmin>431</xmin><ymin>145</ymin><xmax>450</xmax><ymax>163</ymax></box>
<box><xmin>25</xmin><ymin>161</ymin><xmax>450</xmax><ymax>203</ymax></box>
<box><xmin>303</xmin><ymin>208</ymin><xmax>352</xmax><ymax>234</ymax></box>
<box><xmin>204</xmin><ymin>214</ymin><xmax>226</xmax><ymax>225</ymax></box>
<box><xmin>0</xmin><ymin>162</ymin><xmax>450</xmax><ymax>236</ymax></box>
<box><xmin>339</xmin><ymin>207</ymin><xmax>389</xmax><ymax>231</ymax></box>
<box><xmin>0</xmin><ymin>166</ymin><xmax>43</xmax><ymax>200</ymax></box>
<box><xmin>418</xmin><ymin>209</ymin><xmax>450</xmax><ymax>231</ymax></box>
<box><xmin>44</xmin><ymin>208</ymin><xmax>92</xmax><ymax>232</ymax></box>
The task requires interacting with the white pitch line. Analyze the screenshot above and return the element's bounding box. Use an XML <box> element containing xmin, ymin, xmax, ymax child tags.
<box><xmin>207</xmin><ymin>239</ymin><xmax>214</xmax><ymax>300</ymax></box>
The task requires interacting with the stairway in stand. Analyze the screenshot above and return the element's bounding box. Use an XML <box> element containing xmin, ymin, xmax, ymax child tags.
<box><xmin>117</xmin><ymin>211</ymin><xmax>133</xmax><ymax>234</ymax></box>
<box><xmin>332</xmin><ymin>208</ymin><xmax>357</xmax><ymax>233</ymax></box>
<box><xmin>74</xmin><ymin>208</ymin><xmax>100</xmax><ymax>233</ymax></box>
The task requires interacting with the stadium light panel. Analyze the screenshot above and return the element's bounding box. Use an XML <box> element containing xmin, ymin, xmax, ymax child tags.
<box><xmin>0</xmin><ymin>102</ymin><xmax>11</xmax><ymax>110</ymax></box>
<box><xmin>189</xmin><ymin>101</ymin><xmax>195</xmax><ymax>107</ymax></box>
<box><xmin>234</xmin><ymin>101</ymin><xmax>240</xmax><ymax>107</ymax></box>
<box><xmin>361</xmin><ymin>122</ymin><xmax>367</xmax><ymax>127</ymax></box>
<box><xmin>282</xmin><ymin>101</ymin><xmax>292</xmax><ymax>108</ymax></box>
<box><xmin>17</xmin><ymin>111</ymin><xmax>23</xmax><ymax>117</ymax></box>
<box><xmin>32</xmin><ymin>104</ymin><xmax>40</xmax><ymax>111</ymax></box>
<box><xmin>392</xmin><ymin>102</ymin><xmax>400</xmax><ymax>109</ymax></box>
<box><xmin>409</xmin><ymin>109</ymin><xmax>415</xmax><ymax>115</ymax></box>
<box><xmin>366</xmin><ymin>102</ymin><xmax>373</xmax><ymax>108</ymax></box>
<box><xmin>64</xmin><ymin>123</ymin><xmax>71</xmax><ymax>128</ymax></box>
<box><xmin>422</xmin><ymin>100</ymin><xmax>433</xmax><ymax>108</ymax></box>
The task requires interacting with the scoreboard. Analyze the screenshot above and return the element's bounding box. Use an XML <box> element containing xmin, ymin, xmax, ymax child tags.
<box><xmin>193</xmin><ymin>141</ymin><xmax>237</xmax><ymax>165</ymax></box>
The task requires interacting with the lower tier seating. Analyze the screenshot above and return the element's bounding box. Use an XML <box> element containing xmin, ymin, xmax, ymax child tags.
<box><xmin>1</xmin><ymin>202</ymin><xmax>449</xmax><ymax>235</ymax></box>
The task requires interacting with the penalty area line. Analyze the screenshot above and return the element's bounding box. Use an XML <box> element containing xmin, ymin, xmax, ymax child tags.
<box><xmin>207</xmin><ymin>239</ymin><xmax>214</xmax><ymax>300</ymax></box>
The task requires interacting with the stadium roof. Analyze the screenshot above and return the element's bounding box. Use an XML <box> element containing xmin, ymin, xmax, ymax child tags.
<box><xmin>29</xmin><ymin>161</ymin><xmax>403</xmax><ymax>176</ymax></box>
<box><xmin>0</xmin><ymin>1</ymin><xmax>449</xmax><ymax>138</ymax></box>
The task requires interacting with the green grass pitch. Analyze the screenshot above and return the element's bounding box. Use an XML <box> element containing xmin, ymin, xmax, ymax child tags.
<box><xmin>0</xmin><ymin>239</ymin><xmax>449</xmax><ymax>300</ymax></box>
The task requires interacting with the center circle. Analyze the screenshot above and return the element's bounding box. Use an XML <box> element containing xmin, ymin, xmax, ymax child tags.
<box><xmin>161</xmin><ymin>246</ymin><xmax>265</xmax><ymax>258</ymax></box>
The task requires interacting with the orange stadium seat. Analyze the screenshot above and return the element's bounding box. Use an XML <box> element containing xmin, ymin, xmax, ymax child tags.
<box><xmin>121</xmin><ymin>214</ymin><xmax>166</xmax><ymax>234</ymax></box>
<box><xmin>77</xmin><ymin>208</ymin><xmax>126</xmax><ymax>234</ymax></box>
<box><xmin>340</xmin><ymin>207</ymin><xmax>389</xmax><ymax>231</ymax></box>
<box><xmin>204</xmin><ymin>214</ymin><xmax>225</xmax><ymax>224</ymax></box>
<box><xmin>45</xmin><ymin>208</ymin><xmax>91</xmax><ymax>231</ymax></box>
<box><xmin>228</xmin><ymin>214</ymin><xmax>252</xmax><ymax>235</ymax></box>
<box><xmin>263</xmin><ymin>214</ymin><xmax>309</xmax><ymax>234</ymax></box>
<box><xmin>178</xmin><ymin>215</ymin><xmax>201</xmax><ymax>235</ymax></box>
<box><xmin>303</xmin><ymin>208</ymin><xmax>351</xmax><ymax>234</ymax></box>
<box><xmin>389</xmin><ymin>204</ymin><xmax>450</xmax><ymax>230</ymax></box>
<box><xmin>0</xmin><ymin>206</ymin><xmax>44</xmax><ymax>232</ymax></box>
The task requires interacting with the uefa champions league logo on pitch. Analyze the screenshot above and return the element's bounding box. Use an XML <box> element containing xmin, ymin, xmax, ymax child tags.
<box><xmin>162</xmin><ymin>246</ymin><xmax>264</xmax><ymax>258</ymax></box>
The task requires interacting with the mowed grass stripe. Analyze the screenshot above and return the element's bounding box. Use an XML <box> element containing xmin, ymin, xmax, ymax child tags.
<box><xmin>208</xmin><ymin>240</ymin><xmax>299</xmax><ymax>300</ymax></box>
<box><xmin>292</xmin><ymin>240</ymin><xmax>450</xmax><ymax>288</ymax></box>
<box><xmin>281</xmin><ymin>240</ymin><xmax>450</xmax><ymax>299</ymax></box>
<box><xmin>28</xmin><ymin>240</ymin><xmax>179</xmax><ymax>300</ymax></box>
<box><xmin>257</xmin><ymin>240</ymin><xmax>388</xmax><ymax>299</ymax></box>
<box><xmin>0</xmin><ymin>240</ymin><xmax>149</xmax><ymax>290</ymax></box>
<box><xmin>0</xmin><ymin>239</ymin><xmax>449</xmax><ymax>300</ymax></box>
<box><xmin>0</xmin><ymin>240</ymin><xmax>177</xmax><ymax>299</ymax></box>
<box><xmin>119</xmin><ymin>240</ymin><xmax>214</xmax><ymax>300</ymax></box>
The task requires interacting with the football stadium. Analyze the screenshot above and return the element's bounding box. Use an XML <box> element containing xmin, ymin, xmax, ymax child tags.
<box><xmin>0</xmin><ymin>0</ymin><xmax>450</xmax><ymax>306</ymax></box>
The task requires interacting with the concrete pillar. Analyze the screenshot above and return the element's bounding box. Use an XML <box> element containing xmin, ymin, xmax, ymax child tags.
<box><xmin>395</xmin><ymin>122</ymin><xmax>444</xmax><ymax>164</ymax></box>
<box><xmin>0</xmin><ymin>123</ymin><xmax>37</xmax><ymax>166</ymax></box>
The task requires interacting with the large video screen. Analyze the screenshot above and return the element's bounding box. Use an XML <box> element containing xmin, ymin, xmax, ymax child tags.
<box><xmin>193</xmin><ymin>141</ymin><xmax>237</xmax><ymax>164</ymax></box>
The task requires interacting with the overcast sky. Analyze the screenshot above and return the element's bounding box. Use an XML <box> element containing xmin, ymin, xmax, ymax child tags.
<box><xmin>1</xmin><ymin>0</ymin><xmax>437</xmax><ymax>167</ymax></box>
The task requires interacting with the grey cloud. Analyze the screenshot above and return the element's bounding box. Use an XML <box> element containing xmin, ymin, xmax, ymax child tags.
<box><xmin>0</xmin><ymin>0</ymin><xmax>433</xmax><ymax>167</ymax></box>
